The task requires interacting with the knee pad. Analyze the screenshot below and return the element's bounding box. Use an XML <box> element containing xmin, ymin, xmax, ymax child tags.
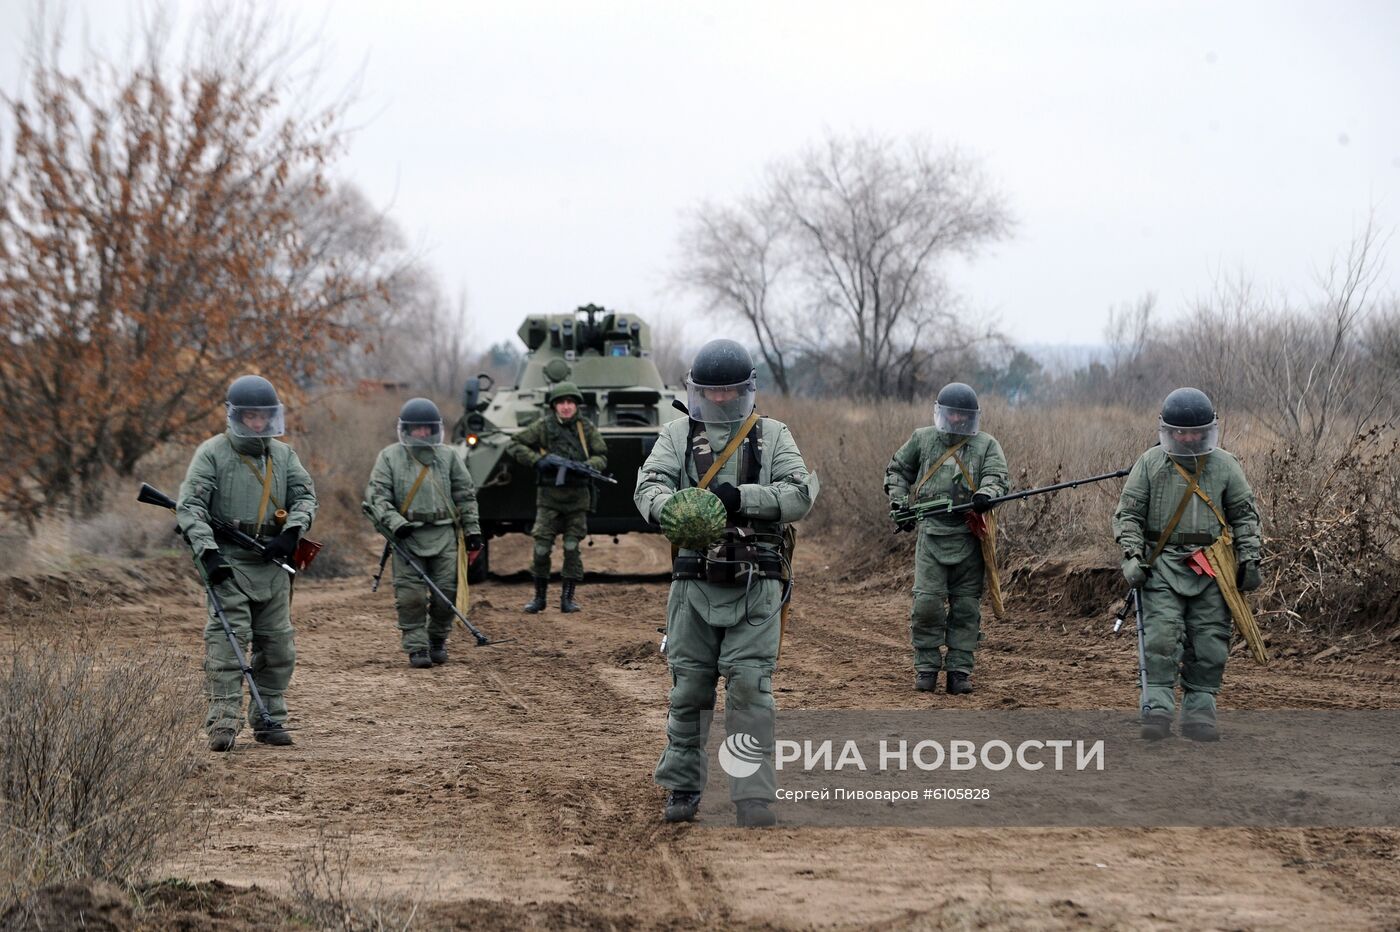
<box><xmin>948</xmin><ymin>594</ymin><xmax>981</xmax><ymax>623</ymax></box>
<box><xmin>532</xmin><ymin>540</ymin><xmax>553</xmax><ymax>559</ymax></box>
<box><xmin>910</xmin><ymin>590</ymin><xmax>948</xmax><ymax>626</ymax></box>
<box><xmin>669</xmin><ymin>667</ymin><xmax>718</xmax><ymax>713</ymax></box>
<box><xmin>562</xmin><ymin>536</ymin><xmax>581</xmax><ymax>553</ymax></box>
<box><xmin>725</xmin><ymin>666</ymin><xmax>773</xmax><ymax>711</ymax></box>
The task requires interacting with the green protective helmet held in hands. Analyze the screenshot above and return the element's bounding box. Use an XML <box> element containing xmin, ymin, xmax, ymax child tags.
<box><xmin>659</xmin><ymin>487</ymin><xmax>728</xmax><ymax>551</ymax></box>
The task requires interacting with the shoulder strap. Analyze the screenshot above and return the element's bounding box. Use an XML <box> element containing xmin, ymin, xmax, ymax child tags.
<box><xmin>400</xmin><ymin>462</ymin><xmax>432</xmax><ymax>515</ymax></box>
<box><xmin>1147</xmin><ymin>458</ymin><xmax>1210</xmax><ymax>566</ymax></box>
<box><xmin>575</xmin><ymin>421</ymin><xmax>590</xmax><ymax>458</ymax></box>
<box><xmin>911</xmin><ymin>437</ymin><xmax>969</xmax><ymax>500</ymax></box>
<box><xmin>1170</xmin><ymin>459</ymin><xmax>1229</xmax><ymax>526</ymax></box>
<box><xmin>236</xmin><ymin>450</ymin><xmax>277</xmax><ymax>531</ymax></box>
<box><xmin>697</xmin><ymin>412</ymin><xmax>760</xmax><ymax>490</ymax></box>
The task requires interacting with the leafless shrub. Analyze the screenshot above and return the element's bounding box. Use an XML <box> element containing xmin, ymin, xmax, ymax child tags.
<box><xmin>1253</xmin><ymin>426</ymin><xmax>1400</xmax><ymax>633</ymax></box>
<box><xmin>290</xmin><ymin>829</ymin><xmax>421</xmax><ymax>931</ymax></box>
<box><xmin>0</xmin><ymin>599</ymin><xmax>202</xmax><ymax>914</ymax></box>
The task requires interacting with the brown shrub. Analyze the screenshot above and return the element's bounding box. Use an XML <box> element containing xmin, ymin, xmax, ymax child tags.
<box><xmin>0</xmin><ymin>597</ymin><xmax>203</xmax><ymax>915</ymax></box>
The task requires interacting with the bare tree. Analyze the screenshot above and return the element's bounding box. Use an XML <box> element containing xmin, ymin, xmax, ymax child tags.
<box><xmin>772</xmin><ymin>134</ymin><xmax>1012</xmax><ymax>399</ymax></box>
<box><xmin>673</xmin><ymin>132</ymin><xmax>1012</xmax><ymax>399</ymax></box>
<box><xmin>674</xmin><ymin>194</ymin><xmax>795</xmax><ymax>394</ymax></box>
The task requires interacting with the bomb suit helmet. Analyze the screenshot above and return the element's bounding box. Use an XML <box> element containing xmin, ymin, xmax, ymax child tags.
<box><xmin>1159</xmin><ymin>387</ymin><xmax>1219</xmax><ymax>457</ymax></box>
<box><xmin>397</xmin><ymin>397</ymin><xmax>444</xmax><ymax>447</ymax></box>
<box><xmin>933</xmin><ymin>382</ymin><xmax>980</xmax><ymax>436</ymax></box>
<box><xmin>226</xmin><ymin>375</ymin><xmax>286</xmax><ymax>438</ymax></box>
<box><xmin>685</xmin><ymin>339</ymin><xmax>757</xmax><ymax>423</ymax></box>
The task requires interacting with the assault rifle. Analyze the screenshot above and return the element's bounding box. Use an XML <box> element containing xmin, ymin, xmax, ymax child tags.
<box><xmin>138</xmin><ymin>483</ymin><xmax>299</xmax><ymax>576</ymax></box>
<box><xmin>889</xmin><ymin>468</ymin><xmax>1131</xmax><ymax>526</ymax></box>
<box><xmin>538</xmin><ymin>453</ymin><xmax>618</xmax><ymax>487</ymax></box>
<box><xmin>362</xmin><ymin>503</ymin><xmax>504</xmax><ymax>647</ymax></box>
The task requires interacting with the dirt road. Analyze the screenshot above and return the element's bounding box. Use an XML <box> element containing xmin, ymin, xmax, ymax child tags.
<box><xmin>55</xmin><ymin>534</ymin><xmax>1400</xmax><ymax>928</ymax></box>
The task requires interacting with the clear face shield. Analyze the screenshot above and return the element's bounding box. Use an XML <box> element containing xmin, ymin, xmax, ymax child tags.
<box><xmin>398</xmin><ymin>418</ymin><xmax>444</xmax><ymax>447</ymax></box>
<box><xmin>227</xmin><ymin>404</ymin><xmax>286</xmax><ymax>439</ymax></box>
<box><xmin>933</xmin><ymin>403</ymin><xmax>980</xmax><ymax>436</ymax></box>
<box><xmin>685</xmin><ymin>376</ymin><xmax>757</xmax><ymax>423</ymax></box>
<box><xmin>1159</xmin><ymin>419</ymin><xmax>1219</xmax><ymax>458</ymax></box>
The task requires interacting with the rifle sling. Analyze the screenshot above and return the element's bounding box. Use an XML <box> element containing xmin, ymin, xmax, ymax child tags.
<box><xmin>699</xmin><ymin>412</ymin><xmax>760</xmax><ymax>490</ymax></box>
<box><xmin>910</xmin><ymin>437</ymin><xmax>970</xmax><ymax>501</ymax></box>
<box><xmin>400</xmin><ymin>464</ymin><xmax>431</xmax><ymax>515</ymax></box>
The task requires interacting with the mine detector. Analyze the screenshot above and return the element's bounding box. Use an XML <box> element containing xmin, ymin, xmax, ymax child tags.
<box><xmin>452</xmin><ymin>304</ymin><xmax>685</xmax><ymax>581</ymax></box>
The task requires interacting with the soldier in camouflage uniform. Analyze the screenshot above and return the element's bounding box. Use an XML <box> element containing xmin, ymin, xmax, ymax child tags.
<box><xmin>177</xmin><ymin>375</ymin><xmax>317</xmax><ymax>752</ymax></box>
<box><xmin>365</xmin><ymin>398</ymin><xmax>483</xmax><ymax>668</ymax></box>
<box><xmin>635</xmin><ymin>339</ymin><xmax>819</xmax><ymax>827</ymax></box>
<box><xmin>885</xmin><ymin>382</ymin><xmax>1009</xmax><ymax>695</ymax></box>
<box><xmin>1114</xmin><ymin>387</ymin><xmax>1262</xmax><ymax>741</ymax></box>
<box><xmin>506</xmin><ymin>381</ymin><xmax>607</xmax><ymax>614</ymax></box>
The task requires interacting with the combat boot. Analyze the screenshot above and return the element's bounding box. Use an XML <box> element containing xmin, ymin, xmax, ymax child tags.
<box><xmin>523</xmin><ymin>577</ymin><xmax>548</xmax><ymax>614</ymax></box>
<box><xmin>663</xmin><ymin>790</ymin><xmax>702</xmax><ymax>823</ymax></box>
<box><xmin>208</xmin><ymin>725</ymin><xmax>237</xmax><ymax>753</ymax></box>
<box><xmin>735</xmin><ymin>799</ymin><xmax>776</xmax><ymax>828</ymax></box>
<box><xmin>1140</xmin><ymin>713</ymin><xmax>1173</xmax><ymax>741</ymax></box>
<box><xmin>429</xmin><ymin>638</ymin><xmax>449</xmax><ymax>665</ymax></box>
<box><xmin>946</xmin><ymin>671</ymin><xmax>974</xmax><ymax>695</ymax></box>
<box><xmin>1182</xmin><ymin>721</ymin><xmax>1220</xmax><ymax>742</ymax></box>
<box><xmin>409</xmin><ymin>650</ymin><xmax>433</xmax><ymax>669</ymax></box>
<box><xmin>560</xmin><ymin>580</ymin><xmax>581</xmax><ymax>613</ymax></box>
<box><xmin>914</xmin><ymin>670</ymin><xmax>938</xmax><ymax>692</ymax></box>
<box><xmin>253</xmin><ymin>721</ymin><xmax>293</xmax><ymax>746</ymax></box>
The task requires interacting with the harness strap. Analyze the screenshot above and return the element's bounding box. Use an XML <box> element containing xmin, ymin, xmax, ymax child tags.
<box><xmin>400</xmin><ymin>464</ymin><xmax>431</xmax><ymax>515</ymax></box>
<box><xmin>698</xmin><ymin>413</ymin><xmax>760</xmax><ymax>490</ymax></box>
<box><xmin>1147</xmin><ymin>457</ymin><xmax>1206</xmax><ymax>567</ymax></box>
<box><xmin>911</xmin><ymin>438</ymin><xmax>970</xmax><ymax>501</ymax></box>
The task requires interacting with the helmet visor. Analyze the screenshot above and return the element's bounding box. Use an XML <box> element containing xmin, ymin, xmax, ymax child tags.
<box><xmin>933</xmin><ymin>403</ymin><xmax>980</xmax><ymax>436</ymax></box>
<box><xmin>227</xmin><ymin>404</ymin><xmax>286</xmax><ymax>438</ymax></box>
<box><xmin>685</xmin><ymin>377</ymin><xmax>757</xmax><ymax>423</ymax></box>
<box><xmin>398</xmin><ymin>418</ymin><xmax>444</xmax><ymax>447</ymax></box>
<box><xmin>1159</xmin><ymin>419</ymin><xmax>1219</xmax><ymax>457</ymax></box>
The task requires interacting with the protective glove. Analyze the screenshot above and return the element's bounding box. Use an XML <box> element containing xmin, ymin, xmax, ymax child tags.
<box><xmin>1236</xmin><ymin>560</ymin><xmax>1261</xmax><ymax>592</ymax></box>
<box><xmin>896</xmin><ymin>519</ymin><xmax>917</xmax><ymax>534</ymax></box>
<box><xmin>1121</xmin><ymin>556</ymin><xmax>1150</xmax><ymax>588</ymax></box>
<box><xmin>394</xmin><ymin>521</ymin><xmax>418</xmax><ymax>540</ymax></box>
<box><xmin>201</xmin><ymin>548</ymin><xmax>233</xmax><ymax>586</ymax></box>
<box><xmin>534</xmin><ymin>457</ymin><xmax>555</xmax><ymax>476</ymax></box>
<box><xmin>466</xmin><ymin>534</ymin><xmax>485</xmax><ymax>553</ymax></box>
<box><xmin>971</xmin><ymin>492</ymin><xmax>993</xmax><ymax>514</ymax></box>
<box><xmin>711</xmin><ymin>482</ymin><xmax>742</xmax><ymax>515</ymax></box>
<box><xmin>264</xmin><ymin>527</ymin><xmax>301</xmax><ymax>562</ymax></box>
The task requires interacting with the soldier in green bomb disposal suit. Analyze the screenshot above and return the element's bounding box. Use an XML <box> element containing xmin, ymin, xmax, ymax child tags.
<box><xmin>635</xmin><ymin>339</ymin><xmax>819</xmax><ymax>828</ymax></box>
<box><xmin>177</xmin><ymin>375</ymin><xmax>317</xmax><ymax>752</ymax></box>
<box><xmin>506</xmin><ymin>381</ymin><xmax>607</xmax><ymax>614</ymax></box>
<box><xmin>885</xmin><ymin>382</ymin><xmax>1009</xmax><ymax>695</ymax></box>
<box><xmin>365</xmin><ymin>397</ymin><xmax>483</xmax><ymax>668</ymax></box>
<box><xmin>1113</xmin><ymin>387</ymin><xmax>1262</xmax><ymax>742</ymax></box>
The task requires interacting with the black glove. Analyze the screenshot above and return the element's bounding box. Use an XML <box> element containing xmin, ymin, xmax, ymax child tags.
<box><xmin>896</xmin><ymin>519</ymin><xmax>916</xmax><ymax>533</ymax></box>
<box><xmin>264</xmin><ymin>527</ymin><xmax>301</xmax><ymax>562</ymax></box>
<box><xmin>972</xmin><ymin>492</ymin><xmax>993</xmax><ymax>514</ymax></box>
<box><xmin>466</xmin><ymin>534</ymin><xmax>485</xmax><ymax>553</ymax></box>
<box><xmin>534</xmin><ymin>457</ymin><xmax>554</xmax><ymax>475</ymax></box>
<box><xmin>711</xmin><ymin>482</ymin><xmax>742</xmax><ymax>515</ymax></box>
<box><xmin>1236</xmin><ymin>560</ymin><xmax>1261</xmax><ymax>592</ymax></box>
<box><xmin>201</xmin><ymin>548</ymin><xmax>233</xmax><ymax>586</ymax></box>
<box><xmin>394</xmin><ymin>521</ymin><xmax>417</xmax><ymax>540</ymax></box>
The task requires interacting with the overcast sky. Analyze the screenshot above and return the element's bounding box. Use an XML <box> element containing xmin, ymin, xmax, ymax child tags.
<box><xmin>3</xmin><ymin>0</ymin><xmax>1397</xmax><ymax>354</ymax></box>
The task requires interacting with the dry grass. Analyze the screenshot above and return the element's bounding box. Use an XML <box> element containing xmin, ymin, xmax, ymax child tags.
<box><xmin>289</xmin><ymin>829</ymin><xmax>423</xmax><ymax>931</ymax></box>
<box><xmin>0</xmin><ymin>595</ymin><xmax>203</xmax><ymax>916</ymax></box>
<box><xmin>767</xmin><ymin>395</ymin><xmax>1400</xmax><ymax>632</ymax></box>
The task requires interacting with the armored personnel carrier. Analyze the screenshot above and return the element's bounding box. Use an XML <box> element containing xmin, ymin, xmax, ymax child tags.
<box><xmin>452</xmin><ymin>304</ymin><xmax>685</xmax><ymax>580</ymax></box>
